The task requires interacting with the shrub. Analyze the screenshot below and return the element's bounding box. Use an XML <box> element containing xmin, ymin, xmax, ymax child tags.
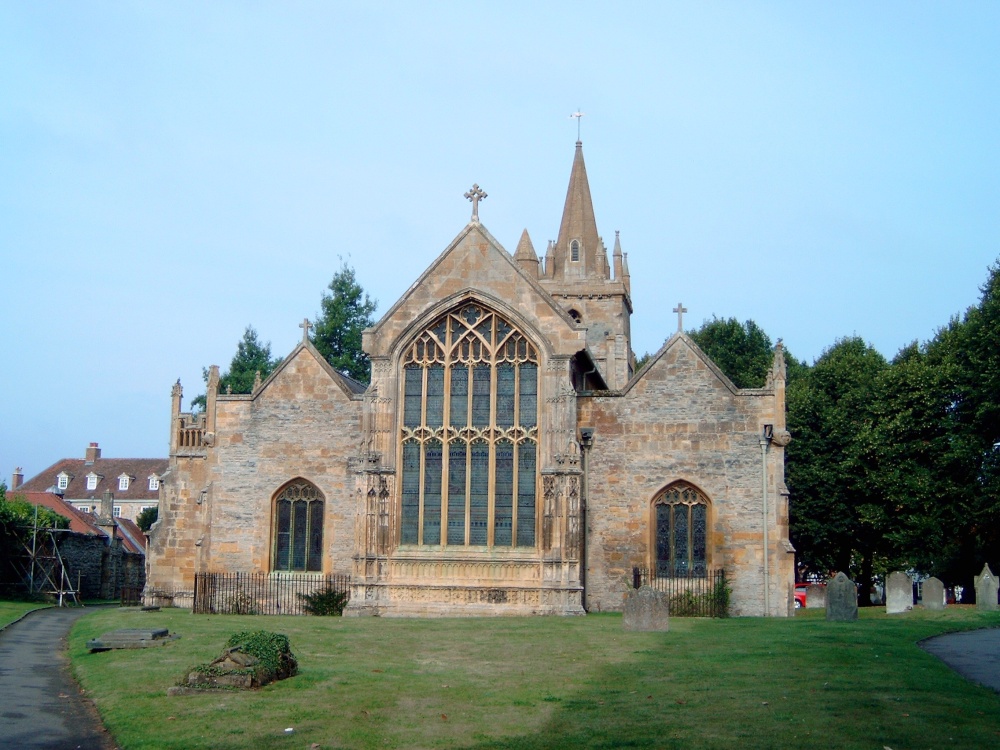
<box><xmin>224</xmin><ymin>630</ymin><xmax>297</xmax><ymax>682</ymax></box>
<box><xmin>298</xmin><ymin>586</ymin><xmax>349</xmax><ymax>616</ymax></box>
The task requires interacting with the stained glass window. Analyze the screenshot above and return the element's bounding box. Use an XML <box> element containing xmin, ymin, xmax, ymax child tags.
<box><xmin>399</xmin><ymin>303</ymin><xmax>539</xmax><ymax>548</ymax></box>
<box><xmin>654</xmin><ymin>483</ymin><xmax>709</xmax><ymax>577</ymax></box>
<box><xmin>272</xmin><ymin>481</ymin><xmax>324</xmax><ymax>572</ymax></box>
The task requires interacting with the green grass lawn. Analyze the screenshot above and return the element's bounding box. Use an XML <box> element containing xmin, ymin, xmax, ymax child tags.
<box><xmin>68</xmin><ymin>607</ymin><xmax>1000</xmax><ymax>750</ymax></box>
<box><xmin>0</xmin><ymin>600</ymin><xmax>48</xmax><ymax>629</ymax></box>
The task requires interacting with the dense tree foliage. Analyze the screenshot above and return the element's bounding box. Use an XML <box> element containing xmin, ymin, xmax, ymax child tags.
<box><xmin>191</xmin><ymin>326</ymin><xmax>282</xmax><ymax>409</ymax></box>
<box><xmin>1</xmin><ymin>484</ymin><xmax>69</xmax><ymax>583</ymax></box>
<box><xmin>688</xmin><ymin>316</ymin><xmax>807</xmax><ymax>387</ymax></box>
<box><xmin>786</xmin><ymin>261</ymin><xmax>1000</xmax><ymax>600</ymax></box>
<box><xmin>311</xmin><ymin>261</ymin><xmax>378</xmax><ymax>383</ymax></box>
<box><xmin>136</xmin><ymin>506</ymin><xmax>159</xmax><ymax>532</ymax></box>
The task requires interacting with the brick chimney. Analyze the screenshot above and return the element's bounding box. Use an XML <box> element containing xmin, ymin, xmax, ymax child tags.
<box><xmin>11</xmin><ymin>467</ymin><xmax>23</xmax><ymax>489</ymax></box>
<box><xmin>85</xmin><ymin>442</ymin><xmax>101</xmax><ymax>464</ymax></box>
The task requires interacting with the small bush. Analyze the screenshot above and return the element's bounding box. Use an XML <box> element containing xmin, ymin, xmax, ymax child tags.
<box><xmin>298</xmin><ymin>587</ymin><xmax>349</xmax><ymax>616</ymax></box>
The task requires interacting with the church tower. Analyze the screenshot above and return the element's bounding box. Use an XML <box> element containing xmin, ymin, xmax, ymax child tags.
<box><xmin>539</xmin><ymin>141</ymin><xmax>633</xmax><ymax>389</ymax></box>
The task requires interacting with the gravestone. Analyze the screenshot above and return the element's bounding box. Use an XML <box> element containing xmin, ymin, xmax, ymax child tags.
<box><xmin>622</xmin><ymin>586</ymin><xmax>670</xmax><ymax>631</ymax></box>
<box><xmin>806</xmin><ymin>584</ymin><xmax>826</xmax><ymax>609</ymax></box>
<box><xmin>885</xmin><ymin>571</ymin><xmax>913</xmax><ymax>614</ymax></box>
<box><xmin>974</xmin><ymin>564</ymin><xmax>998</xmax><ymax>611</ymax></box>
<box><xmin>922</xmin><ymin>577</ymin><xmax>945</xmax><ymax>610</ymax></box>
<box><xmin>825</xmin><ymin>572</ymin><xmax>858</xmax><ymax>621</ymax></box>
<box><xmin>87</xmin><ymin>628</ymin><xmax>177</xmax><ymax>651</ymax></box>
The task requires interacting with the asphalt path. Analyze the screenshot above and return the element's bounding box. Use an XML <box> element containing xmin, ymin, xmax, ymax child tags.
<box><xmin>920</xmin><ymin>627</ymin><xmax>1000</xmax><ymax>693</ymax></box>
<box><xmin>0</xmin><ymin>606</ymin><xmax>117</xmax><ymax>750</ymax></box>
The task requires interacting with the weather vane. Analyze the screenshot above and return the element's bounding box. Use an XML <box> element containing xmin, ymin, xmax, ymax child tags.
<box><xmin>569</xmin><ymin>109</ymin><xmax>585</xmax><ymax>141</ymax></box>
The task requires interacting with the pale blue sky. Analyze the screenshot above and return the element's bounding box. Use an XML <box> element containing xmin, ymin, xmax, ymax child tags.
<box><xmin>2</xmin><ymin>2</ymin><xmax>998</xmax><ymax>479</ymax></box>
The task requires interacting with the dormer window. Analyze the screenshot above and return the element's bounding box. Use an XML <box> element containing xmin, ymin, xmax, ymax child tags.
<box><xmin>148</xmin><ymin>475</ymin><xmax>160</xmax><ymax>491</ymax></box>
<box><xmin>570</xmin><ymin>240</ymin><xmax>580</xmax><ymax>262</ymax></box>
<box><xmin>86</xmin><ymin>473</ymin><xmax>99</xmax><ymax>491</ymax></box>
<box><xmin>57</xmin><ymin>472</ymin><xmax>70</xmax><ymax>491</ymax></box>
<box><xmin>118</xmin><ymin>474</ymin><xmax>130</xmax><ymax>491</ymax></box>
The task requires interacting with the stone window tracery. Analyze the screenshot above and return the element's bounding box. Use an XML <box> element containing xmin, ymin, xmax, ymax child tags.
<box><xmin>399</xmin><ymin>303</ymin><xmax>539</xmax><ymax>548</ymax></box>
<box><xmin>654</xmin><ymin>482</ymin><xmax>708</xmax><ymax>577</ymax></box>
<box><xmin>272</xmin><ymin>480</ymin><xmax>324</xmax><ymax>572</ymax></box>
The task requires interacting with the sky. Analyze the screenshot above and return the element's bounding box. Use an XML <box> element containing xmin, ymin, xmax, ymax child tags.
<box><xmin>2</xmin><ymin>2</ymin><xmax>999</xmax><ymax>480</ymax></box>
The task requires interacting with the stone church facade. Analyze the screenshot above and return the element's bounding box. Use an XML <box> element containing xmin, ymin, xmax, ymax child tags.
<box><xmin>146</xmin><ymin>142</ymin><xmax>794</xmax><ymax>617</ymax></box>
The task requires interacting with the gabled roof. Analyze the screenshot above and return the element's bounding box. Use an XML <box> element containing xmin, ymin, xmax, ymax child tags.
<box><xmin>364</xmin><ymin>220</ymin><xmax>587</xmax><ymax>359</ymax></box>
<box><xmin>622</xmin><ymin>332</ymin><xmax>753</xmax><ymax>396</ymax></box>
<box><xmin>224</xmin><ymin>338</ymin><xmax>367</xmax><ymax>400</ymax></box>
<box><xmin>18</xmin><ymin>457</ymin><xmax>168</xmax><ymax>501</ymax></box>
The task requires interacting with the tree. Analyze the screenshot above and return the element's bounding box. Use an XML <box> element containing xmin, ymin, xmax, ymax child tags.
<box><xmin>688</xmin><ymin>317</ymin><xmax>807</xmax><ymax>387</ymax></box>
<box><xmin>311</xmin><ymin>261</ymin><xmax>378</xmax><ymax>383</ymax></box>
<box><xmin>191</xmin><ymin>325</ymin><xmax>282</xmax><ymax>409</ymax></box>
<box><xmin>785</xmin><ymin>337</ymin><xmax>889</xmax><ymax>598</ymax></box>
<box><xmin>136</xmin><ymin>506</ymin><xmax>158</xmax><ymax>532</ymax></box>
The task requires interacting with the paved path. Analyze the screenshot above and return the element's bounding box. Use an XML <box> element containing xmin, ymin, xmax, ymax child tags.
<box><xmin>920</xmin><ymin>627</ymin><xmax>1000</xmax><ymax>693</ymax></box>
<box><xmin>0</xmin><ymin>607</ymin><xmax>117</xmax><ymax>750</ymax></box>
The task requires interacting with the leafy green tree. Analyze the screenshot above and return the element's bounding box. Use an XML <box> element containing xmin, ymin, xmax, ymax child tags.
<box><xmin>311</xmin><ymin>261</ymin><xmax>377</xmax><ymax>383</ymax></box>
<box><xmin>1</xmin><ymin>483</ymin><xmax>70</xmax><ymax>582</ymax></box>
<box><xmin>786</xmin><ymin>337</ymin><xmax>889</xmax><ymax>598</ymax></box>
<box><xmin>687</xmin><ymin>317</ymin><xmax>807</xmax><ymax>387</ymax></box>
<box><xmin>191</xmin><ymin>325</ymin><xmax>282</xmax><ymax>409</ymax></box>
<box><xmin>136</xmin><ymin>506</ymin><xmax>159</xmax><ymax>532</ymax></box>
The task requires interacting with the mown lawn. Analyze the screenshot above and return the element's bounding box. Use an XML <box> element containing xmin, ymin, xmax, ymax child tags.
<box><xmin>0</xmin><ymin>600</ymin><xmax>48</xmax><ymax>629</ymax></box>
<box><xmin>68</xmin><ymin>607</ymin><xmax>1000</xmax><ymax>750</ymax></box>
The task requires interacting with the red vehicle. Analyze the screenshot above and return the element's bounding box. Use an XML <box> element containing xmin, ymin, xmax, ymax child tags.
<box><xmin>794</xmin><ymin>584</ymin><xmax>808</xmax><ymax>608</ymax></box>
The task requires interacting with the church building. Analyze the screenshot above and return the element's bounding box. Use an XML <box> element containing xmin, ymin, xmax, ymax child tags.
<box><xmin>146</xmin><ymin>141</ymin><xmax>794</xmax><ymax>617</ymax></box>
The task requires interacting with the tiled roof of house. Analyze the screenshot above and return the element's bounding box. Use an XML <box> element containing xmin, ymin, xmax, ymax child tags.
<box><xmin>10</xmin><ymin>491</ymin><xmax>146</xmax><ymax>555</ymax></box>
<box><xmin>17</xmin><ymin>450</ymin><xmax>167</xmax><ymax>503</ymax></box>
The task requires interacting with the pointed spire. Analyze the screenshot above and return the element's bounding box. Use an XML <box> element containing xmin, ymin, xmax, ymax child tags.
<box><xmin>613</xmin><ymin>230</ymin><xmax>623</xmax><ymax>279</ymax></box>
<box><xmin>513</xmin><ymin>229</ymin><xmax>539</xmax><ymax>278</ymax></box>
<box><xmin>544</xmin><ymin>239</ymin><xmax>555</xmax><ymax>279</ymax></box>
<box><xmin>552</xmin><ymin>141</ymin><xmax>605</xmax><ymax>280</ymax></box>
<box><xmin>622</xmin><ymin>251</ymin><xmax>631</xmax><ymax>294</ymax></box>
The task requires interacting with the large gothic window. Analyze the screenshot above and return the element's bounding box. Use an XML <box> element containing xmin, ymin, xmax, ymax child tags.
<box><xmin>400</xmin><ymin>303</ymin><xmax>539</xmax><ymax>548</ymax></box>
<box><xmin>272</xmin><ymin>481</ymin><xmax>324</xmax><ymax>572</ymax></box>
<box><xmin>654</xmin><ymin>483</ymin><xmax>708</xmax><ymax>577</ymax></box>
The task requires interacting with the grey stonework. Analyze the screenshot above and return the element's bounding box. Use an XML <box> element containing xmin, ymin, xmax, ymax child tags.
<box><xmin>885</xmin><ymin>571</ymin><xmax>913</xmax><ymax>614</ymax></box>
<box><xmin>55</xmin><ymin>531</ymin><xmax>144</xmax><ymax>600</ymax></box>
<box><xmin>826</xmin><ymin>572</ymin><xmax>859</xmax><ymax>621</ymax></box>
<box><xmin>975</xmin><ymin>564</ymin><xmax>998</xmax><ymax>611</ymax></box>
<box><xmin>922</xmin><ymin>577</ymin><xmax>945</xmax><ymax>610</ymax></box>
<box><xmin>805</xmin><ymin>583</ymin><xmax>826</xmax><ymax>609</ymax></box>
<box><xmin>622</xmin><ymin>586</ymin><xmax>670</xmax><ymax>631</ymax></box>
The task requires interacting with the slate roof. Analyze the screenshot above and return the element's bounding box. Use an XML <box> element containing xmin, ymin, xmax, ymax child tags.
<box><xmin>8</xmin><ymin>491</ymin><xmax>146</xmax><ymax>555</ymax></box>
<box><xmin>18</xmin><ymin>456</ymin><xmax>168</xmax><ymax>503</ymax></box>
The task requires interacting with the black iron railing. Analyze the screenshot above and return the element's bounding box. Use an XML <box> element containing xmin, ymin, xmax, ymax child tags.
<box><xmin>631</xmin><ymin>567</ymin><xmax>729</xmax><ymax>617</ymax></box>
<box><xmin>193</xmin><ymin>572</ymin><xmax>351</xmax><ymax>615</ymax></box>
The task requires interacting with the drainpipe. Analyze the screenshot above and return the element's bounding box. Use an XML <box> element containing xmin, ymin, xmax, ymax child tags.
<box><xmin>760</xmin><ymin>425</ymin><xmax>773</xmax><ymax>616</ymax></box>
<box><xmin>579</xmin><ymin>427</ymin><xmax>594</xmax><ymax>612</ymax></box>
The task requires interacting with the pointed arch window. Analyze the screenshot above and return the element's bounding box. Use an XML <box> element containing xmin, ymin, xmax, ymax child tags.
<box><xmin>654</xmin><ymin>483</ymin><xmax>708</xmax><ymax>577</ymax></box>
<box><xmin>570</xmin><ymin>240</ymin><xmax>580</xmax><ymax>262</ymax></box>
<box><xmin>400</xmin><ymin>303</ymin><xmax>539</xmax><ymax>548</ymax></box>
<box><xmin>272</xmin><ymin>481</ymin><xmax>324</xmax><ymax>572</ymax></box>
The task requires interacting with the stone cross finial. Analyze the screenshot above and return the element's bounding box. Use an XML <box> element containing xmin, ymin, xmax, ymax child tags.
<box><xmin>465</xmin><ymin>184</ymin><xmax>487</xmax><ymax>222</ymax></box>
<box><xmin>673</xmin><ymin>302</ymin><xmax>688</xmax><ymax>332</ymax></box>
<box><xmin>299</xmin><ymin>318</ymin><xmax>312</xmax><ymax>343</ymax></box>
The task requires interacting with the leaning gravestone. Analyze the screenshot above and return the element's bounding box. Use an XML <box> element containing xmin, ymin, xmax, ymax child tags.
<box><xmin>826</xmin><ymin>572</ymin><xmax>858</xmax><ymax>621</ymax></box>
<box><xmin>922</xmin><ymin>577</ymin><xmax>945</xmax><ymax>611</ymax></box>
<box><xmin>885</xmin><ymin>571</ymin><xmax>913</xmax><ymax>614</ymax></box>
<box><xmin>806</xmin><ymin>584</ymin><xmax>826</xmax><ymax>609</ymax></box>
<box><xmin>622</xmin><ymin>586</ymin><xmax>670</xmax><ymax>631</ymax></box>
<box><xmin>974</xmin><ymin>564</ymin><xmax>998</xmax><ymax>611</ymax></box>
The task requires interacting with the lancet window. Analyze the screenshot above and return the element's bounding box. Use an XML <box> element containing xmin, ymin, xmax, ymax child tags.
<box><xmin>272</xmin><ymin>480</ymin><xmax>324</xmax><ymax>572</ymax></box>
<box><xmin>654</xmin><ymin>483</ymin><xmax>708</xmax><ymax>577</ymax></box>
<box><xmin>399</xmin><ymin>303</ymin><xmax>539</xmax><ymax>548</ymax></box>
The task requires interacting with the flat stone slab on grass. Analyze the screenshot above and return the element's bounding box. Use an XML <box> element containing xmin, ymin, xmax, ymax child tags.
<box><xmin>87</xmin><ymin>628</ymin><xmax>178</xmax><ymax>651</ymax></box>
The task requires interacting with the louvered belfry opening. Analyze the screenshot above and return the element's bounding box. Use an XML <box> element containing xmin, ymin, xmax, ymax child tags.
<box><xmin>399</xmin><ymin>303</ymin><xmax>539</xmax><ymax>548</ymax></box>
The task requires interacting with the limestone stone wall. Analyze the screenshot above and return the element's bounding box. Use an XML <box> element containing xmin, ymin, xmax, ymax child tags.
<box><xmin>146</xmin><ymin>344</ymin><xmax>364</xmax><ymax>605</ymax></box>
<box><xmin>578</xmin><ymin>335</ymin><xmax>793</xmax><ymax>617</ymax></box>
